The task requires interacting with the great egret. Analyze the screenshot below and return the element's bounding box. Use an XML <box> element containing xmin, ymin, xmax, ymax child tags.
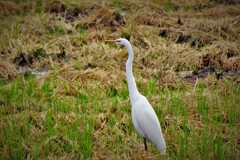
<box><xmin>102</xmin><ymin>38</ymin><xmax>166</xmax><ymax>154</ymax></box>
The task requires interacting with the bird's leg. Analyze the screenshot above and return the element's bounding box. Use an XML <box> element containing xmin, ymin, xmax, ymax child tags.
<box><xmin>143</xmin><ymin>137</ymin><xmax>147</xmax><ymax>151</ymax></box>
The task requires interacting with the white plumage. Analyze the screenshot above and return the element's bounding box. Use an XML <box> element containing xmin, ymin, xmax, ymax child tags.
<box><xmin>102</xmin><ymin>38</ymin><xmax>166</xmax><ymax>154</ymax></box>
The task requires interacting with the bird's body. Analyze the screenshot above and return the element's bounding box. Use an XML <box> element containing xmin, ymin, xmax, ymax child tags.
<box><xmin>102</xmin><ymin>38</ymin><xmax>166</xmax><ymax>154</ymax></box>
<box><xmin>131</xmin><ymin>95</ymin><xmax>166</xmax><ymax>154</ymax></box>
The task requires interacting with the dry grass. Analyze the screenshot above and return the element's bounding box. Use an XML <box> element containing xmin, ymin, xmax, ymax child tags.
<box><xmin>0</xmin><ymin>0</ymin><xmax>240</xmax><ymax>159</ymax></box>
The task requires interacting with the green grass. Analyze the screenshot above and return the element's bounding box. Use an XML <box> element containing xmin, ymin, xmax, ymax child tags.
<box><xmin>113</xmin><ymin>0</ymin><xmax>122</xmax><ymax>9</ymax></box>
<box><xmin>0</xmin><ymin>72</ymin><xmax>239</xmax><ymax>159</ymax></box>
<box><xmin>165</xmin><ymin>0</ymin><xmax>173</xmax><ymax>12</ymax></box>
<box><xmin>0</xmin><ymin>75</ymin><xmax>95</xmax><ymax>159</ymax></box>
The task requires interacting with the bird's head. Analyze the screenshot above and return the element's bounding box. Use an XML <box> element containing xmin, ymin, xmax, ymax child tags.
<box><xmin>102</xmin><ymin>38</ymin><xmax>133</xmax><ymax>59</ymax></box>
<box><xmin>102</xmin><ymin>38</ymin><xmax>130</xmax><ymax>47</ymax></box>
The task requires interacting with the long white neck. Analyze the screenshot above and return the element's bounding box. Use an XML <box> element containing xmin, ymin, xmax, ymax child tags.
<box><xmin>125</xmin><ymin>43</ymin><xmax>140</xmax><ymax>105</ymax></box>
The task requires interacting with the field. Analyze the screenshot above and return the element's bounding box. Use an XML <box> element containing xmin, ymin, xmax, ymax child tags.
<box><xmin>0</xmin><ymin>0</ymin><xmax>240</xmax><ymax>159</ymax></box>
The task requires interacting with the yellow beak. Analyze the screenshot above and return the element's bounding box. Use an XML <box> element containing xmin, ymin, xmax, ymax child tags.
<box><xmin>101</xmin><ymin>39</ymin><xmax>115</xmax><ymax>43</ymax></box>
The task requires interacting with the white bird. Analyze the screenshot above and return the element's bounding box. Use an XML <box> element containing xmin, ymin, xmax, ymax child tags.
<box><xmin>102</xmin><ymin>38</ymin><xmax>166</xmax><ymax>154</ymax></box>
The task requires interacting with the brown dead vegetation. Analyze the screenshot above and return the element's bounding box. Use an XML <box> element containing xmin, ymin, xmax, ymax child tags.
<box><xmin>0</xmin><ymin>0</ymin><xmax>239</xmax><ymax>85</ymax></box>
<box><xmin>44</xmin><ymin>0</ymin><xmax>66</xmax><ymax>13</ymax></box>
<box><xmin>80</xmin><ymin>8</ymin><xmax>126</xmax><ymax>32</ymax></box>
<box><xmin>0</xmin><ymin>61</ymin><xmax>17</xmax><ymax>81</ymax></box>
<box><xmin>0</xmin><ymin>1</ymin><xmax>19</xmax><ymax>15</ymax></box>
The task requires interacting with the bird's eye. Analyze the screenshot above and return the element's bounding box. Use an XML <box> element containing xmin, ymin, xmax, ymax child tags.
<box><xmin>115</xmin><ymin>40</ymin><xmax>121</xmax><ymax>43</ymax></box>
